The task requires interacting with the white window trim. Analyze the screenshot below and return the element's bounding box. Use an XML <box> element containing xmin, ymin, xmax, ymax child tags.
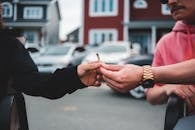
<box><xmin>89</xmin><ymin>0</ymin><xmax>118</xmax><ymax>17</ymax></box>
<box><xmin>23</xmin><ymin>6</ymin><xmax>43</xmax><ymax>19</ymax></box>
<box><xmin>2</xmin><ymin>2</ymin><xmax>13</xmax><ymax>18</ymax></box>
<box><xmin>89</xmin><ymin>29</ymin><xmax>118</xmax><ymax>45</ymax></box>
<box><xmin>161</xmin><ymin>4</ymin><xmax>171</xmax><ymax>15</ymax></box>
<box><xmin>133</xmin><ymin>0</ymin><xmax>148</xmax><ymax>9</ymax></box>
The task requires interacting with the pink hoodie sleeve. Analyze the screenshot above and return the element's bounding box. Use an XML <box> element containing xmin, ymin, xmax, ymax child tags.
<box><xmin>152</xmin><ymin>37</ymin><xmax>167</xmax><ymax>87</ymax></box>
<box><xmin>152</xmin><ymin>37</ymin><xmax>166</xmax><ymax>67</ymax></box>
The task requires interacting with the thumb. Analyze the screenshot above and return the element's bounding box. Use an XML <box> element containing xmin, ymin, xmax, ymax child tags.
<box><xmin>101</xmin><ymin>63</ymin><xmax>122</xmax><ymax>71</ymax></box>
<box><xmin>83</xmin><ymin>62</ymin><xmax>100</xmax><ymax>71</ymax></box>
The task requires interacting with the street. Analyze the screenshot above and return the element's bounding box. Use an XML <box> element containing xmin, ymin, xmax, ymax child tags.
<box><xmin>24</xmin><ymin>84</ymin><xmax>166</xmax><ymax>130</ymax></box>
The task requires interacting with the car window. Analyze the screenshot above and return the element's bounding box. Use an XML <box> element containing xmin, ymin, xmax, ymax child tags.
<box><xmin>43</xmin><ymin>46</ymin><xmax>71</xmax><ymax>56</ymax></box>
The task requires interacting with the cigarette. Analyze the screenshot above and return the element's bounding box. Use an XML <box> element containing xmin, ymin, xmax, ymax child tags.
<box><xmin>96</xmin><ymin>53</ymin><xmax>100</xmax><ymax>61</ymax></box>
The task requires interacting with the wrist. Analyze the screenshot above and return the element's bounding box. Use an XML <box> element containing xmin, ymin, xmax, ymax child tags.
<box><xmin>140</xmin><ymin>65</ymin><xmax>155</xmax><ymax>88</ymax></box>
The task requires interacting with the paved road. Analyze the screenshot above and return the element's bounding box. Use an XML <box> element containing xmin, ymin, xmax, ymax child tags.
<box><xmin>24</xmin><ymin>84</ymin><xmax>166</xmax><ymax>130</ymax></box>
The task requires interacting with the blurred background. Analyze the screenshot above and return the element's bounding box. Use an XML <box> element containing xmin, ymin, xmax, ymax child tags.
<box><xmin>1</xmin><ymin>0</ymin><xmax>174</xmax><ymax>129</ymax></box>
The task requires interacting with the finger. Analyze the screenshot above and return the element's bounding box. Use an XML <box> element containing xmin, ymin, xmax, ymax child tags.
<box><xmin>102</xmin><ymin>75</ymin><xmax>123</xmax><ymax>89</ymax></box>
<box><xmin>96</xmin><ymin>74</ymin><xmax>103</xmax><ymax>81</ymax></box>
<box><xmin>83</xmin><ymin>62</ymin><xmax>101</xmax><ymax>71</ymax></box>
<box><xmin>100</xmin><ymin>67</ymin><xmax>119</xmax><ymax>81</ymax></box>
<box><xmin>181</xmin><ymin>86</ymin><xmax>194</xmax><ymax>98</ymax></box>
<box><xmin>93</xmin><ymin>81</ymin><xmax>102</xmax><ymax>87</ymax></box>
<box><xmin>188</xmin><ymin>85</ymin><xmax>195</xmax><ymax>95</ymax></box>
<box><xmin>101</xmin><ymin>63</ymin><xmax>122</xmax><ymax>71</ymax></box>
<box><xmin>96</xmin><ymin>67</ymin><xmax>101</xmax><ymax>74</ymax></box>
<box><xmin>174</xmin><ymin>89</ymin><xmax>186</xmax><ymax>99</ymax></box>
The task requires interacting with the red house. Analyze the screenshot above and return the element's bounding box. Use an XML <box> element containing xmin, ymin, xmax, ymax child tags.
<box><xmin>80</xmin><ymin>0</ymin><xmax>175</xmax><ymax>53</ymax></box>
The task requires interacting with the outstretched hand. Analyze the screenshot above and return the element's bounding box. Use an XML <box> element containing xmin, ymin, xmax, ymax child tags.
<box><xmin>77</xmin><ymin>62</ymin><xmax>102</xmax><ymax>87</ymax></box>
<box><xmin>99</xmin><ymin>63</ymin><xmax>143</xmax><ymax>93</ymax></box>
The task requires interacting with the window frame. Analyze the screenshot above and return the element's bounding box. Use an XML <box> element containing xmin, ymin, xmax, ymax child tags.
<box><xmin>161</xmin><ymin>4</ymin><xmax>171</xmax><ymax>15</ymax></box>
<box><xmin>23</xmin><ymin>31</ymin><xmax>39</xmax><ymax>43</ymax></box>
<box><xmin>89</xmin><ymin>0</ymin><xmax>118</xmax><ymax>17</ymax></box>
<box><xmin>133</xmin><ymin>0</ymin><xmax>148</xmax><ymax>9</ymax></box>
<box><xmin>23</xmin><ymin>6</ymin><xmax>43</xmax><ymax>19</ymax></box>
<box><xmin>89</xmin><ymin>29</ymin><xmax>118</xmax><ymax>45</ymax></box>
<box><xmin>2</xmin><ymin>2</ymin><xmax>13</xmax><ymax>18</ymax></box>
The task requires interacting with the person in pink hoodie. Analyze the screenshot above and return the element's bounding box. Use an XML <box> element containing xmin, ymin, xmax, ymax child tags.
<box><xmin>146</xmin><ymin>0</ymin><xmax>195</xmax><ymax>115</ymax></box>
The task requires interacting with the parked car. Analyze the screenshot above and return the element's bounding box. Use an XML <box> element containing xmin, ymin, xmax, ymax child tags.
<box><xmin>117</xmin><ymin>54</ymin><xmax>154</xmax><ymax>99</ymax></box>
<box><xmin>33</xmin><ymin>44</ymin><xmax>85</xmax><ymax>73</ymax></box>
<box><xmin>25</xmin><ymin>42</ymin><xmax>42</xmax><ymax>60</ymax></box>
<box><xmin>26</xmin><ymin>47</ymin><xmax>41</xmax><ymax>60</ymax></box>
<box><xmin>82</xmin><ymin>41</ymin><xmax>132</xmax><ymax>64</ymax></box>
<box><xmin>67</xmin><ymin>46</ymin><xmax>87</xmax><ymax>66</ymax></box>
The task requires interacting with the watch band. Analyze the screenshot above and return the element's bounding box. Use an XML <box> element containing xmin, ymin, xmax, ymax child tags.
<box><xmin>142</xmin><ymin>65</ymin><xmax>154</xmax><ymax>81</ymax></box>
<box><xmin>141</xmin><ymin>65</ymin><xmax>154</xmax><ymax>88</ymax></box>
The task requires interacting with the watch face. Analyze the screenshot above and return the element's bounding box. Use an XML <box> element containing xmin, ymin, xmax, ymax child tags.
<box><xmin>143</xmin><ymin>79</ymin><xmax>154</xmax><ymax>88</ymax></box>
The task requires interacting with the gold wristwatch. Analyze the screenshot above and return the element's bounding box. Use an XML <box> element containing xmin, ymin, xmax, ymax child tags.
<box><xmin>141</xmin><ymin>65</ymin><xmax>154</xmax><ymax>88</ymax></box>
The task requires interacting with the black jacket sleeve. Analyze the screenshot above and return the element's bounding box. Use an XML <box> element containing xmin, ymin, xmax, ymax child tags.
<box><xmin>11</xmin><ymin>39</ymin><xmax>86</xmax><ymax>99</ymax></box>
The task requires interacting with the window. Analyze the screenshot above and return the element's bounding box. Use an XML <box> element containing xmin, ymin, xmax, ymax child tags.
<box><xmin>89</xmin><ymin>0</ymin><xmax>118</xmax><ymax>17</ymax></box>
<box><xmin>2</xmin><ymin>2</ymin><xmax>13</xmax><ymax>18</ymax></box>
<box><xmin>23</xmin><ymin>7</ymin><xmax>43</xmax><ymax>19</ymax></box>
<box><xmin>161</xmin><ymin>4</ymin><xmax>170</xmax><ymax>15</ymax></box>
<box><xmin>24</xmin><ymin>31</ymin><xmax>38</xmax><ymax>43</ymax></box>
<box><xmin>89</xmin><ymin>29</ymin><xmax>118</xmax><ymax>45</ymax></box>
<box><xmin>133</xmin><ymin>0</ymin><xmax>148</xmax><ymax>9</ymax></box>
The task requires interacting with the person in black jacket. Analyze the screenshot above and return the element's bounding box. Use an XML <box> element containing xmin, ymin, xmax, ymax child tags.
<box><xmin>0</xmin><ymin>4</ymin><xmax>102</xmax><ymax>101</ymax></box>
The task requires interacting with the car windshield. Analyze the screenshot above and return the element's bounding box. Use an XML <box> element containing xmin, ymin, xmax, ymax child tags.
<box><xmin>43</xmin><ymin>46</ymin><xmax>71</xmax><ymax>56</ymax></box>
<box><xmin>97</xmin><ymin>45</ymin><xmax>127</xmax><ymax>53</ymax></box>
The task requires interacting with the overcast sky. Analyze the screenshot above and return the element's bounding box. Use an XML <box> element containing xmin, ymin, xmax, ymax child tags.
<box><xmin>58</xmin><ymin>0</ymin><xmax>82</xmax><ymax>40</ymax></box>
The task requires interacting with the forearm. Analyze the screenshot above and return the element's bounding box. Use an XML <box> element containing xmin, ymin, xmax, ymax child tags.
<box><xmin>153</xmin><ymin>59</ymin><xmax>195</xmax><ymax>84</ymax></box>
<box><xmin>13</xmin><ymin>66</ymin><xmax>86</xmax><ymax>99</ymax></box>
<box><xmin>146</xmin><ymin>85</ymin><xmax>168</xmax><ymax>105</ymax></box>
<box><xmin>12</xmin><ymin>42</ymin><xmax>86</xmax><ymax>99</ymax></box>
